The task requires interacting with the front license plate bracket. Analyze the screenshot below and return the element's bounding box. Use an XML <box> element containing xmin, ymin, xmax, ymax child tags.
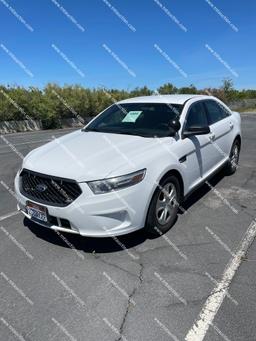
<box><xmin>26</xmin><ymin>201</ymin><xmax>48</xmax><ymax>223</ymax></box>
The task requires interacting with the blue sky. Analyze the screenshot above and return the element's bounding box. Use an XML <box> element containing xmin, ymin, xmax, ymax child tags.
<box><xmin>0</xmin><ymin>0</ymin><xmax>255</xmax><ymax>90</ymax></box>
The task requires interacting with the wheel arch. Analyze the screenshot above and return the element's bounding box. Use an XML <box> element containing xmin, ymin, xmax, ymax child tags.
<box><xmin>159</xmin><ymin>169</ymin><xmax>185</xmax><ymax>201</ymax></box>
<box><xmin>151</xmin><ymin>168</ymin><xmax>185</xmax><ymax>204</ymax></box>
<box><xmin>144</xmin><ymin>168</ymin><xmax>185</xmax><ymax>230</ymax></box>
<box><xmin>234</xmin><ymin>134</ymin><xmax>241</xmax><ymax>149</ymax></box>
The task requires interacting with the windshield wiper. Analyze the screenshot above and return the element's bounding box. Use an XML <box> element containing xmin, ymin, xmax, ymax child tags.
<box><xmin>83</xmin><ymin>128</ymin><xmax>152</xmax><ymax>138</ymax></box>
<box><xmin>82</xmin><ymin>127</ymin><xmax>101</xmax><ymax>132</ymax></box>
<box><xmin>114</xmin><ymin>131</ymin><xmax>152</xmax><ymax>137</ymax></box>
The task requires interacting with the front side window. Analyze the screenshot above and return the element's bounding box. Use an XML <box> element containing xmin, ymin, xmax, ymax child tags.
<box><xmin>85</xmin><ymin>103</ymin><xmax>183</xmax><ymax>137</ymax></box>
<box><xmin>184</xmin><ymin>102</ymin><xmax>208</xmax><ymax>130</ymax></box>
<box><xmin>205</xmin><ymin>100</ymin><xmax>229</xmax><ymax>125</ymax></box>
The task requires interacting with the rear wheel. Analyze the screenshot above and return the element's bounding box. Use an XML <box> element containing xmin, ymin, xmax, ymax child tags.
<box><xmin>225</xmin><ymin>140</ymin><xmax>240</xmax><ymax>175</ymax></box>
<box><xmin>146</xmin><ymin>175</ymin><xmax>181</xmax><ymax>236</ymax></box>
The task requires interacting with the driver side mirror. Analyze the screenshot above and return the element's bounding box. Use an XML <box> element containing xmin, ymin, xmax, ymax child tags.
<box><xmin>183</xmin><ymin>126</ymin><xmax>210</xmax><ymax>138</ymax></box>
<box><xmin>168</xmin><ymin>118</ymin><xmax>181</xmax><ymax>133</ymax></box>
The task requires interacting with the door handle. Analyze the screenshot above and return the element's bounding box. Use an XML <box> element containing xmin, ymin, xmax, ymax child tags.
<box><xmin>179</xmin><ymin>155</ymin><xmax>187</xmax><ymax>163</ymax></box>
<box><xmin>229</xmin><ymin>122</ymin><xmax>234</xmax><ymax>130</ymax></box>
<box><xmin>209</xmin><ymin>133</ymin><xmax>215</xmax><ymax>141</ymax></box>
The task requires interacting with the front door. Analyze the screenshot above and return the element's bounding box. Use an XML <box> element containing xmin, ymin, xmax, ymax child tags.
<box><xmin>179</xmin><ymin>101</ymin><xmax>216</xmax><ymax>191</ymax></box>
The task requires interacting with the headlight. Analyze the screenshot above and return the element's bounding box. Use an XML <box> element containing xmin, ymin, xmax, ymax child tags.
<box><xmin>87</xmin><ymin>169</ymin><xmax>146</xmax><ymax>194</ymax></box>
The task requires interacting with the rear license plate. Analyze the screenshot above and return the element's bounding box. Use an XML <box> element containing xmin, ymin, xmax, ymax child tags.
<box><xmin>26</xmin><ymin>202</ymin><xmax>48</xmax><ymax>223</ymax></box>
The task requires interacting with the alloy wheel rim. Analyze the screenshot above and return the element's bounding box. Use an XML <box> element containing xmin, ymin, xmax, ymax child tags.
<box><xmin>156</xmin><ymin>183</ymin><xmax>177</xmax><ymax>225</ymax></box>
<box><xmin>231</xmin><ymin>144</ymin><xmax>239</xmax><ymax>169</ymax></box>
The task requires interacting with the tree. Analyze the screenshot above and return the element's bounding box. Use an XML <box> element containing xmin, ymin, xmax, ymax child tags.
<box><xmin>178</xmin><ymin>84</ymin><xmax>198</xmax><ymax>94</ymax></box>
<box><xmin>157</xmin><ymin>83</ymin><xmax>177</xmax><ymax>94</ymax></box>
<box><xmin>130</xmin><ymin>86</ymin><xmax>153</xmax><ymax>97</ymax></box>
<box><xmin>222</xmin><ymin>78</ymin><xmax>234</xmax><ymax>93</ymax></box>
<box><xmin>220</xmin><ymin>78</ymin><xmax>235</xmax><ymax>102</ymax></box>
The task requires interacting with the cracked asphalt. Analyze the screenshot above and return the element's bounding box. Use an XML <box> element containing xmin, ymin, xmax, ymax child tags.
<box><xmin>0</xmin><ymin>115</ymin><xmax>256</xmax><ymax>341</ymax></box>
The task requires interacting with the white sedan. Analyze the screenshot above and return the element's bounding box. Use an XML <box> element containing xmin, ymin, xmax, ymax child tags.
<box><xmin>15</xmin><ymin>94</ymin><xmax>241</xmax><ymax>237</ymax></box>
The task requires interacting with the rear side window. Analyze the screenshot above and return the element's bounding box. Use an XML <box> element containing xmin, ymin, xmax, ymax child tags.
<box><xmin>185</xmin><ymin>102</ymin><xmax>208</xmax><ymax>129</ymax></box>
<box><xmin>205</xmin><ymin>100</ymin><xmax>230</xmax><ymax>125</ymax></box>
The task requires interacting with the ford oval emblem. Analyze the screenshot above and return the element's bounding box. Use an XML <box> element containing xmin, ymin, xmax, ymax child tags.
<box><xmin>36</xmin><ymin>184</ymin><xmax>48</xmax><ymax>192</ymax></box>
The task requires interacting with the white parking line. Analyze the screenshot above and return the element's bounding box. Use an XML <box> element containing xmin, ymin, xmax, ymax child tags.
<box><xmin>185</xmin><ymin>220</ymin><xmax>256</xmax><ymax>341</ymax></box>
<box><xmin>0</xmin><ymin>211</ymin><xmax>20</xmax><ymax>222</ymax></box>
<box><xmin>0</xmin><ymin>139</ymin><xmax>51</xmax><ymax>149</ymax></box>
<box><xmin>0</xmin><ymin>127</ymin><xmax>76</xmax><ymax>138</ymax></box>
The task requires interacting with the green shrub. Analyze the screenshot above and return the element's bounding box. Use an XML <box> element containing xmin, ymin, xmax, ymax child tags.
<box><xmin>0</xmin><ymin>80</ymin><xmax>255</xmax><ymax>125</ymax></box>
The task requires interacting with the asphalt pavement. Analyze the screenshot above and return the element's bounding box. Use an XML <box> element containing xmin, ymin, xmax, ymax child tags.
<box><xmin>0</xmin><ymin>116</ymin><xmax>256</xmax><ymax>341</ymax></box>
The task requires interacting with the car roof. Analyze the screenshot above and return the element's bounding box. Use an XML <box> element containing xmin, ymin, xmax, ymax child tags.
<box><xmin>117</xmin><ymin>94</ymin><xmax>210</xmax><ymax>105</ymax></box>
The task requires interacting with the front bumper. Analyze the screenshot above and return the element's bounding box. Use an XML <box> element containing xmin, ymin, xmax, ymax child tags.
<box><xmin>14</xmin><ymin>171</ymin><xmax>151</xmax><ymax>237</ymax></box>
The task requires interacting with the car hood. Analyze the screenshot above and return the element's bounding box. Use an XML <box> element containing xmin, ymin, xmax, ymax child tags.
<box><xmin>23</xmin><ymin>130</ymin><xmax>175</xmax><ymax>182</ymax></box>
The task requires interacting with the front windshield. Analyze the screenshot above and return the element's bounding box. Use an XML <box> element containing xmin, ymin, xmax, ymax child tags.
<box><xmin>85</xmin><ymin>103</ymin><xmax>183</xmax><ymax>137</ymax></box>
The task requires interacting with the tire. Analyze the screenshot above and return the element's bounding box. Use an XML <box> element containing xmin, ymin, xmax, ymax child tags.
<box><xmin>225</xmin><ymin>139</ymin><xmax>240</xmax><ymax>175</ymax></box>
<box><xmin>145</xmin><ymin>175</ymin><xmax>181</xmax><ymax>236</ymax></box>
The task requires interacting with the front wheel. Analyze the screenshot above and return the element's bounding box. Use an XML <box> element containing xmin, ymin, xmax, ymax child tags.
<box><xmin>225</xmin><ymin>140</ymin><xmax>240</xmax><ymax>175</ymax></box>
<box><xmin>145</xmin><ymin>175</ymin><xmax>181</xmax><ymax>236</ymax></box>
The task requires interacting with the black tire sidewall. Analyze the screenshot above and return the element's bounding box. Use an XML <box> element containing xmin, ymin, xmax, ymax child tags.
<box><xmin>226</xmin><ymin>140</ymin><xmax>240</xmax><ymax>175</ymax></box>
<box><xmin>146</xmin><ymin>175</ymin><xmax>181</xmax><ymax>236</ymax></box>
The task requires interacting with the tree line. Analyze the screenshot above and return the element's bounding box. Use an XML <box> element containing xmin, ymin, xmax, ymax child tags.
<box><xmin>0</xmin><ymin>79</ymin><xmax>255</xmax><ymax>129</ymax></box>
